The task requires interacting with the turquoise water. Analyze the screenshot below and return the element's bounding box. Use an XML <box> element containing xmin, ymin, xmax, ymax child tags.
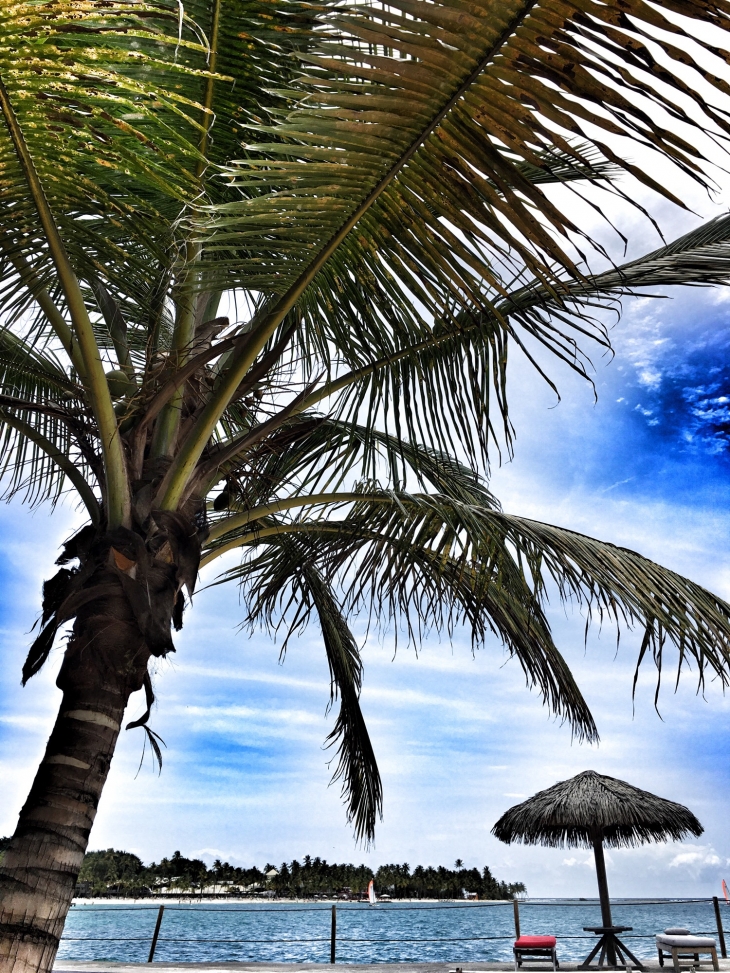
<box><xmin>58</xmin><ymin>899</ymin><xmax>726</xmax><ymax>965</ymax></box>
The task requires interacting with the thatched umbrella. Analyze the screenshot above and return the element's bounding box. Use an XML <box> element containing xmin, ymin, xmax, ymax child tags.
<box><xmin>492</xmin><ymin>771</ymin><xmax>703</xmax><ymax>967</ymax></box>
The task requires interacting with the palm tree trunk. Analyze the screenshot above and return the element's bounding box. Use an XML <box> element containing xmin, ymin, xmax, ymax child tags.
<box><xmin>0</xmin><ymin>582</ymin><xmax>151</xmax><ymax>973</ymax></box>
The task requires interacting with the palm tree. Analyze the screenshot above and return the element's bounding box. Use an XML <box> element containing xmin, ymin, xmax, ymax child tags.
<box><xmin>3</xmin><ymin>0</ymin><xmax>730</xmax><ymax>967</ymax></box>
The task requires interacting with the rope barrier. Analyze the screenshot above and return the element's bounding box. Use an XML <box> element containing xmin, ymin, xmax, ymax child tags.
<box><xmin>69</xmin><ymin>897</ymin><xmax>723</xmax><ymax>912</ymax></box>
<box><xmin>60</xmin><ymin>932</ymin><xmax>722</xmax><ymax>944</ymax></box>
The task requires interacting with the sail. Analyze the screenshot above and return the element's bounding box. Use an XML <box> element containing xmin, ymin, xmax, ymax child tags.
<box><xmin>368</xmin><ymin>880</ymin><xmax>377</xmax><ymax>905</ymax></box>
<box><xmin>723</xmin><ymin>880</ymin><xmax>729</xmax><ymax>904</ymax></box>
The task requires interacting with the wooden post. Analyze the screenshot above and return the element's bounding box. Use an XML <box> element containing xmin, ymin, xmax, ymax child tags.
<box><xmin>513</xmin><ymin>898</ymin><xmax>521</xmax><ymax>940</ymax></box>
<box><xmin>591</xmin><ymin>829</ymin><xmax>616</xmax><ymax>967</ymax></box>
<box><xmin>148</xmin><ymin>905</ymin><xmax>165</xmax><ymax>963</ymax></box>
<box><xmin>713</xmin><ymin>896</ymin><xmax>727</xmax><ymax>958</ymax></box>
<box><xmin>591</xmin><ymin>833</ymin><xmax>613</xmax><ymax>927</ymax></box>
<box><xmin>330</xmin><ymin>904</ymin><xmax>337</xmax><ymax>964</ymax></box>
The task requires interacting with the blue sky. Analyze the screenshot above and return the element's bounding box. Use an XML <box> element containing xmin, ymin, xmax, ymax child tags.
<box><xmin>3</xmin><ymin>182</ymin><xmax>730</xmax><ymax>900</ymax></box>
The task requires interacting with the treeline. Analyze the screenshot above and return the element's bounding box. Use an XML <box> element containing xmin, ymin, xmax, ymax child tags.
<box><xmin>368</xmin><ymin>862</ymin><xmax>524</xmax><ymax>900</ymax></box>
<box><xmin>70</xmin><ymin>847</ymin><xmax>525</xmax><ymax>899</ymax></box>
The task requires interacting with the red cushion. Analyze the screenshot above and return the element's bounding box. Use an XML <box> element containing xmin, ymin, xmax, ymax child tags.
<box><xmin>515</xmin><ymin>936</ymin><xmax>557</xmax><ymax>948</ymax></box>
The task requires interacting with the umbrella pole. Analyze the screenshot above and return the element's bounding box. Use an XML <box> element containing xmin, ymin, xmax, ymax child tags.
<box><xmin>592</xmin><ymin>831</ymin><xmax>617</xmax><ymax>966</ymax></box>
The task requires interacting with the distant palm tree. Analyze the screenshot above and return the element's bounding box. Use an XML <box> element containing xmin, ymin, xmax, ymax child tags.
<box><xmin>455</xmin><ymin>860</ymin><xmax>464</xmax><ymax>870</ymax></box>
<box><xmin>3</xmin><ymin>0</ymin><xmax>730</xmax><ymax>969</ymax></box>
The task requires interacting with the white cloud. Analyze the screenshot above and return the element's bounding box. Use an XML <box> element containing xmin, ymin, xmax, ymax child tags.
<box><xmin>0</xmin><ymin>715</ymin><xmax>50</xmax><ymax>728</ymax></box>
<box><xmin>181</xmin><ymin>704</ymin><xmax>321</xmax><ymax>724</ymax></box>
<box><xmin>669</xmin><ymin>848</ymin><xmax>723</xmax><ymax>870</ymax></box>
<box><xmin>674</xmin><ymin>853</ymin><xmax>721</xmax><ymax>867</ymax></box>
<box><xmin>637</xmin><ymin>367</ymin><xmax>663</xmax><ymax>389</ymax></box>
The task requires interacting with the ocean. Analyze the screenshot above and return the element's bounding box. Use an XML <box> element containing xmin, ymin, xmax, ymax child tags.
<box><xmin>57</xmin><ymin>899</ymin><xmax>727</xmax><ymax>964</ymax></box>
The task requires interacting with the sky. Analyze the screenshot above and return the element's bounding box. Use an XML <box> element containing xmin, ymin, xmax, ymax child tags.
<box><xmin>4</xmin><ymin>167</ymin><xmax>730</xmax><ymax>901</ymax></box>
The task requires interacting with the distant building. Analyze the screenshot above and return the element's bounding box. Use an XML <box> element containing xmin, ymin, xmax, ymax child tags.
<box><xmin>201</xmin><ymin>882</ymin><xmax>233</xmax><ymax>894</ymax></box>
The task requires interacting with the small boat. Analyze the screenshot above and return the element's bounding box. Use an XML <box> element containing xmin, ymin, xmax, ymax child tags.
<box><xmin>368</xmin><ymin>880</ymin><xmax>377</xmax><ymax>905</ymax></box>
<box><xmin>722</xmin><ymin>880</ymin><xmax>729</xmax><ymax>905</ymax></box>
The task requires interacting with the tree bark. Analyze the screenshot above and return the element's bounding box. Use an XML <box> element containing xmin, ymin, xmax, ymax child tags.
<box><xmin>0</xmin><ymin>570</ymin><xmax>150</xmax><ymax>973</ymax></box>
<box><xmin>0</xmin><ymin>511</ymin><xmax>200</xmax><ymax>973</ymax></box>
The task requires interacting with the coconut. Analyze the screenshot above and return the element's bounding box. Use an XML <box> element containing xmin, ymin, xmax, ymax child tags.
<box><xmin>105</xmin><ymin>369</ymin><xmax>135</xmax><ymax>399</ymax></box>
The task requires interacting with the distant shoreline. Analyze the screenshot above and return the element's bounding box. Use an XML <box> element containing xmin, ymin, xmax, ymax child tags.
<box><xmin>70</xmin><ymin>896</ymin><xmax>515</xmax><ymax>906</ymax></box>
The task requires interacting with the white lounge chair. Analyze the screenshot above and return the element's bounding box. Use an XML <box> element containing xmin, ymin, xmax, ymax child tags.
<box><xmin>656</xmin><ymin>927</ymin><xmax>719</xmax><ymax>973</ymax></box>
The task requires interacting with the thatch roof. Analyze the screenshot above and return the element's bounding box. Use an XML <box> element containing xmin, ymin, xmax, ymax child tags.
<box><xmin>492</xmin><ymin>770</ymin><xmax>703</xmax><ymax>849</ymax></box>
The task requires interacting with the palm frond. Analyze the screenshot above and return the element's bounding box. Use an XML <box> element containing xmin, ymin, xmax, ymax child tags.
<box><xmin>208</xmin><ymin>489</ymin><xmax>597</xmax><ymax>741</ymax></box>
<box><xmin>299</xmin><ymin>558</ymin><xmax>382</xmax><ymax>845</ymax></box>
<box><xmin>491</xmin><ymin>512</ymin><xmax>730</xmax><ymax>695</ymax></box>
<box><xmin>508</xmin><ymin>212</ymin><xmax>730</xmax><ymax>322</ymax></box>
<box><xmin>0</xmin><ymin>325</ymin><xmax>96</xmax><ymax>507</ymax></box>
<box><xmin>0</xmin><ymin>409</ymin><xmax>99</xmax><ymax>519</ymax></box>
<box><xmin>0</xmin><ymin>327</ymin><xmax>78</xmax><ymax>402</ymax></box>
<box><xmin>206</xmin><ymin>419</ymin><xmax>500</xmax><ymax>534</ymax></box>
<box><xmin>193</xmin><ymin>0</ymin><xmax>730</xmax><ymax>316</ymax></box>
<box><xmin>0</xmin><ymin>1</ymin><xmax>202</xmax><ymax>286</ymax></box>
<box><xmin>291</xmin><ymin>213</ymin><xmax>730</xmax><ymax>461</ymax></box>
<box><xmin>239</xmin><ymin>533</ymin><xmax>382</xmax><ymax>842</ymax></box>
<box><xmin>209</xmin><ymin>491</ymin><xmax>730</xmax><ymax>736</ymax></box>
<box><xmin>0</xmin><ymin>0</ymin><xmax>328</xmax><ymax>345</ymax></box>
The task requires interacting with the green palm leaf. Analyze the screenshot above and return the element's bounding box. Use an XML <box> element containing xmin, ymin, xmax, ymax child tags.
<box><xmin>0</xmin><ymin>1</ymin><xmax>201</xmax><ymax>273</ymax></box>
<box><xmin>208</xmin><ymin>488</ymin><xmax>601</xmax><ymax>746</ymax></box>
<box><xmin>189</xmin><ymin>0</ymin><xmax>730</xmax><ymax>313</ymax></box>
<box><xmin>207</xmin><ymin>488</ymin><xmax>730</xmax><ymax>767</ymax></box>
<box><xmin>193</xmin><ymin>213</ymin><xmax>730</xmax><ymax>491</ymax></box>
<box><xmin>286</xmin><ymin>212</ymin><xmax>730</xmax><ymax>462</ymax></box>
<box><xmin>242</xmin><ymin>535</ymin><xmax>382</xmax><ymax>842</ymax></box>
<box><xmin>0</xmin><ymin>325</ymin><xmax>94</xmax><ymax>508</ymax></box>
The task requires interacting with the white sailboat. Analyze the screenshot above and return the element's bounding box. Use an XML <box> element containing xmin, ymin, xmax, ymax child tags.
<box><xmin>367</xmin><ymin>879</ymin><xmax>377</xmax><ymax>905</ymax></box>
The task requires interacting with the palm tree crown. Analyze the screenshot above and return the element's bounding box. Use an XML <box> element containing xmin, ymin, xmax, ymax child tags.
<box><xmin>3</xmin><ymin>3</ymin><xmax>730</xmax><ymax>966</ymax></box>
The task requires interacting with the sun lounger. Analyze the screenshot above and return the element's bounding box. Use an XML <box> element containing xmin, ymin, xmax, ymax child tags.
<box><xmin>514</xmin><ymin>934</ymin><xmax>559</xmax><ymax>971</ymax></box>
<box><xmin>656</xmin><ymin>928</ymin><xmax>719</xmax><ymax>973</ymax></box>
